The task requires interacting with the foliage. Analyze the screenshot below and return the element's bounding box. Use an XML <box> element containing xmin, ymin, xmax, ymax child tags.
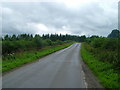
<box><xmin>85</xmin><ymin>37</ymin><xmax>119</xmax><ymax>70</ymax></box>
<box><xmin>81</xmin><ymin>43</ymin><xmax>120</xmax><ymax>88</ymax></box>
<box><xmin>108</xmin><ymin>29</ymin><xmax>120</xmax><ymax>38</ymax></box>
<box><xmin>2</xmin><ymin>42</ymin><xmax>74</xmax><ymax>72</ymax></box>
<box><xmin>81</xmin><ymin>32</ymin><xmax>120</xmax><ymax>88</ymax></box>
<box><xmin>42</xmin><ymin>34</ymin><xmax>86</xmax><ymax>42</ymax></box>
<box><xmin>2</xmin><ymin>34</ymin><xmax>86</xmax><ymax>56</ymax></box>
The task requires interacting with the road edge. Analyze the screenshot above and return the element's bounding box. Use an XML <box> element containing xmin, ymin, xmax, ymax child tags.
<box><xmin>79</xmin><ymin>43</ymin><xmax>104</xmax><ymax>88</ymax></box>
<box><xmin>2</xmin><ymin>43</ymin><xmax>74</xmax><ymax>76</ymax></box>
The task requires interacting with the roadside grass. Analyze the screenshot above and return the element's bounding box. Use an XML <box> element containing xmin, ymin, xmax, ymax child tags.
<box><xmin>0</xmin><ymin>58</ymin><xmax>1</xmax><ymax>73</ymax></box>
<box><xmin>2</xmin><ymin>42</ymin><xmax>74</xmax><ymax>73</ymax></box>
<box><xmin>81</xmin><ymin>43</ymin><xmax>119</xmax><ymax>88</ymax></box>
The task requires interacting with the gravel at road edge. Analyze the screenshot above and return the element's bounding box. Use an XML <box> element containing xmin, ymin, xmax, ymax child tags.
<box><xmin>81</xmin><ymin>60</ymin><xmax>104</xmax><ymax>88</ymax></box>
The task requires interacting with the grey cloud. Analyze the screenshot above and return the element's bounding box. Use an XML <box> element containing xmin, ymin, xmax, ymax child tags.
<box><xmin>1</xmin><ymin>1</ymin><xmax>118</xmax><ymax>36</ymax></box>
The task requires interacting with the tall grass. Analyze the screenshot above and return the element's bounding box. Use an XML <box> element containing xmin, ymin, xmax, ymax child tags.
<box><xmin>2</xmin><ymin>42</ymin><xmax>73</xmax><ymax>73</ymax></box>
<box><xmin>81</xmin><ymin>43</ymin><xmax>120</xmax><ymax>88</ymax></box>
<box><xmin>86</xmin><ymin>37</ymin><xmax>119</xmax><ymax>70</ymax></box>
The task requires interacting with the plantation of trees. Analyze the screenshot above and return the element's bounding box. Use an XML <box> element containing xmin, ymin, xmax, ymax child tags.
<box><xmin>2</xmin><ymin>34</ymin><xmax>86</xmax><ymax>56</ymax></box>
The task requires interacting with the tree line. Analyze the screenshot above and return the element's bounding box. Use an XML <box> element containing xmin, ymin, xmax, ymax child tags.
<box><xmin>2</xmin><ymin>34</ymin><xmax>86</xmax><ymax>55</ymax></box>
<box><xmin>2</xmin><ymin>29</ymin><xmax>119</xmax><ymax>59</ymax></box>
<box><xmin>3</xmin><ymin>34</ymin><xmax>86</xmax><ymax>42</ymax></box>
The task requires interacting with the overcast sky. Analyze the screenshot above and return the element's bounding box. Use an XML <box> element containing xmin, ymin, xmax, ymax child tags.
<box><xmin>1</xmin><ymin>0</ymin><xmax>119</xmax><ymax>36</ymax></box>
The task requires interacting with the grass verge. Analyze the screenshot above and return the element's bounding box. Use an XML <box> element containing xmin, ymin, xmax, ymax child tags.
<box><xmin>81</xmin><ymin>43</ymin><xmax>119</xmax><ymax>88</ymax></box>
<box><xmin>3</xmin><ymin>42</ymin><xmax>74</xmax><ymax>73</ymax></box>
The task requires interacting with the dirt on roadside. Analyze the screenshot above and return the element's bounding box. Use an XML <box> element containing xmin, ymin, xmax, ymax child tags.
<box><xmin>81</xmin><ymin>60</ymin><xmax>104</xmax><ymax>88</ymax></box>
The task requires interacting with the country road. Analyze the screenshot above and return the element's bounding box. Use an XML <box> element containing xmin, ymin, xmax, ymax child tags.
<box><xmin>3</xmin><ymin>43</ymin><xmax>86</xmax><ymax>88</ymax></box>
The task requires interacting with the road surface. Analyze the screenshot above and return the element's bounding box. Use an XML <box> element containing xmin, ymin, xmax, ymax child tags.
<box><xmin>3</xmin><ymin>43</ymin><xmax>86</xmax><ymax>88</ymax></box>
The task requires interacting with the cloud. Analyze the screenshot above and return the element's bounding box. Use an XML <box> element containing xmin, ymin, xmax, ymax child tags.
<box><xmin>1</xmin><ymin>0</ymin><xmax>118</xmax><ymax>36</ymax></box>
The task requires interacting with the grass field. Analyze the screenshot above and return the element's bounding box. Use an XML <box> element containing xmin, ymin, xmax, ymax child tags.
<box><xmin>81</xmin><ymin>43</ymin><xmax>119</xmax><ymax>88</ymax></box>
<box><xmin>2</xmin><ymin>42</ymin><xmax>73</xmax><ymax>73</ymax></box>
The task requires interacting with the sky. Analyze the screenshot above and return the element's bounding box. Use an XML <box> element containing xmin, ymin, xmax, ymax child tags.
<box><xmin>1</xmin><ymin>0</ymin><xmax>119</xmax><ymax>37</ymax></box>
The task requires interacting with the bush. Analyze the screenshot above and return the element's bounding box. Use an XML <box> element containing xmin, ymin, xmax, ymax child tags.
<box><xmin>85</xmin><ymin>37</ymin><xmax>119</xmax><ymax>71</ymax></box>
<box><xmin>2</xmin><ymin>34</ymin><xmax>73</xmax><ymax>56</ymax></box>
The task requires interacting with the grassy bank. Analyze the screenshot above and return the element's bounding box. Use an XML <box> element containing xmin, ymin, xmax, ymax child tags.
<box><xmin>81</xmin><ymin>43</ymin><xmax>119</xmax><ymax>88</ymax></box>
<box><xmin>3</xmin><ymin>42</ymin><xmax>74</xmax><ymax>73</ymax></box>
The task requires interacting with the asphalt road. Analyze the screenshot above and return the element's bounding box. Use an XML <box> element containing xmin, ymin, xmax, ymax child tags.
<box><xmin>3</xmin><ymin>43</ymin><xmax>86</xmax><ymax>88</ymax></box>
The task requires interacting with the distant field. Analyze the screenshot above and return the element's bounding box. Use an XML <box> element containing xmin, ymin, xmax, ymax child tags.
<box><xmin>2</xmin><ymin>42</ymin><xmax>74</xmax><ymax>73</ymax></box>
